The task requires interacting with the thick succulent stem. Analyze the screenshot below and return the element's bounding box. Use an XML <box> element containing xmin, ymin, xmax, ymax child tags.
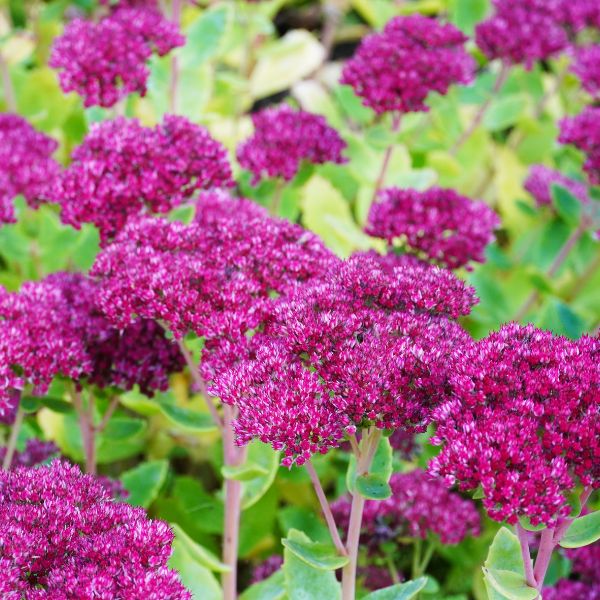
<box><xmin>72</xmin><ymin>390</ymin><xmax>97</xmax><ymax>475</ymax></box>
<box><xmin>516</xmin><ymin>523</ymin><xmax>537</xmax><ymax>589</ymax></box>
<box><xmin>532</xmin><ymin>527</ymin><xmax>554</xmax><ymax>591</ymax></box>
<box><xmin>341</xmin><ymin>428</ymin><xmax>382</xmax><ymax>600</ymax></box>
<box><xmin>1</xmin><ymin>404</ymin><xmax>25</xmax><ymax>470</ymax></box>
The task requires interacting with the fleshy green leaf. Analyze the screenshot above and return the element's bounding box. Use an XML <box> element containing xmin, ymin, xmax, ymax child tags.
<box><xmin>346</xmin><ymin>436</ymin><xmax>393</xmax><ymax>495</ymax></box>
<box><xmin>171</xmin><ymin>524</ymin><xmax>230</xmax><ymax>573</ymax></box>
<box><xmin>362</xmin><ymin>577</ymin><xmax>428</xmax><ymax>599</ymax></box>
<box><xmin>102</xmin><ymin>417</ymin><xmax>146</xmax><ymax>441</ymax></box>
<box><xmin>221</xmin><ymin>463</ymin><xmax>269</xmax><ymax>481</ymax></box>
<box><xmin>355</xmin><ymin>473</ymin><xmax>392</xmax><ymax>500</ymax></box>
<box><xmin>282</xmin><ymin>534</ymin><xmax>348</xmax><ymax>570</ymax></box>
<box><xmin>240</xmin><ymin>440</ymin><xmax>280</xmax><ymax>510</ymax></box>
<box><xmin>283</xmin><ymin>529</ymin><xmax>341</xmax><ymax>600</ymax></box>
<box><xmin>121</xmin><ymin>460</ymin><xmax>168</xmax><ymax>508</ymax></box>
<box><xmin>551</xmin><ymin>184</ymin><xmax>582</xmax><ymax>226</ymax></box>
<box><xmin>559</xmin><ymin>510</ymin><xmax>600</xmax><ymax>548</ymax></box>
<box><xmin>483</xmin><ymin>569</ymin><xmax>538</xmax><ymax>600</ymax></box>
<box><xmin>239</xmin><ymin>569</ymin><xmax>286</xmax><ymax>600</ymax></box>
<box><xmin>160</xmin><ymin>404</ymin><xmax>217</xmax><ymax>432</ymax></box>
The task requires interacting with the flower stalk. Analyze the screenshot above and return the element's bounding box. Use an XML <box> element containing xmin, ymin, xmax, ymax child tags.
<box><xmin>1</xmin><ymin>405</ymin><xmax>25</xmax><ymax>470</ymax></box>
<box><xmin>72</xmin><ymin>389</ymin><xmax>97</xmax><ymax>475</ymax></box>
<box><xmin>371</xmin><ymin>114</ymin><xmax>401</xmax><ymax>203</ymax></box>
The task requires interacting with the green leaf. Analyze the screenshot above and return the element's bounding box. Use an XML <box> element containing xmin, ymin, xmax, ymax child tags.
<box><xmin>39</xmin><ymin>397</ymin><xmax>74</xmax><ymax>414</ymax></box>
<box><xmin>119</xmin><ymin>389</ymin><xmax>161</xmax><ymax>416</ymax></box>
<box><xmin>484</xmin><ymin>527</ymin><xmax>525</xmax><ymax>575</ymax></box>
<box><xmin>181</xmin><ymin>4</ymin><xmax>233</xmax><ymax>67</ymax></box>
<box><xmin>169</xmin><ymin>538</ymin><xmax>223</xmax><ymax>600</ymax></box>
<box><xmin>160</xmin><ymin>403</ymin><xmax>217</xmax><ymax>432</ymax></box>
<box><xmin>221</xmin><ymin>463</ymin><xmax>269</xmax><ymax>481</ymax></box>
<box><xmin>240</xmin><ymin>440</ymin><xmax>280</xmax><ymax>509</ymax></box>
<box><xmin>355</xmin><ymin>473</ymin><xmax>392</xmax><ymax>500</ymax></box>
<box><xmin>282</xmin><ymin>534</ymin><xmax>348</xmax><ymax>570</ymax></box>
<box><xmin>239</xmin><ymin>569</ymin><xmax>286</xmax><ymax>600</ymax></box>
<box><xmin>482</xmin><ymin>569</ymin><xmax>538</xmax><ymax>600</ymax></box>
<box><xmin>517</xmin><ymin>516</ymin><xmax>545</xmax><ymax>532</ymax></box>
<box><xmin>559</xmin><ymin>510</ymin><xmax>600</xmax><ymax>548</ymax></box>
<box><xmin>551</xmin><ymin>184</ymin><xmax>582</xmax><ymax>226</ymax></box>
<box><xmin>483</xmin><ymin>95</ymin><xmax>527</xmax><ymax>131</ymax></box>
<box><xmin>172</xmin><ymin>523</ymin><xmax>230</xmax><ymax>573</ymax></box>
<box><xmin>283</xmin><ymin>529</ymin><xmax>341</xmax><ymax>600</ymax></box>
<box><xmin>449</xmin><ymin>0</ymin><xmax>490</xmax><ymax>34</ymax></box>
<box><xmin>362</xmin><ymin>577</ymin><xmax>428</xmax><ymax>599</ymax></box>
<box><xmin>346</xmin><ymin>436</ymin><xmax>393</xmax><ymax>494</ymax></box>
<box><xmin>121</xmin><ymin>460</ymin><xmax>168</xmax><ymax>508</ymax></box>
<box><xmin>102</xmin><ymin>417</ymin><xmax>147</xmax><ymax>441</ymax></box>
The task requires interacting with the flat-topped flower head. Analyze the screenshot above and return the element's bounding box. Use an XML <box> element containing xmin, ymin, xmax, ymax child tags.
<box><xmin>332</xmin><ymin>469</ymin><xmax>481</xmax><ymax>546</ymax></box>
<box><xmin>194</xmin><ymin>190</ymin><xmax>268</xmax><ymax>227</ymax></box>
<box><xmin>475</xmin><ymin>0</ymin><xmax>570</xmax><ymax>68</ymax></box>
<box><xmin>50</xmin><ymin>6</ymin><xmax>183</xmax><ymax>107</ymax></box>
<box><xmin>572</xmin><ymin>45</ymin><xmax>600</xmax><ymax>98</ymax></box>
<box><xmin>0</xmin><ymin>114</ymin><xmax>59</xmax><ymax>224</ymax></box>
<box><xmin>557</xmin><ymin>0</ymin><xmax>600</xmax><ymax>32</ymax></box>
<box><xmin>0</xmin><ymin>461</ymin><xmax>190</xmax><ymax>598</ymax></box>
<box><xmin>0</xmin><ymin>439</ymin><xmax>59</xmax><ymax>469</ymax></box>
<box><xmin>237</xmin><ymin>105</ymin><xmax>347</xmax><ymax>184</ymax></box>
<box><xmin>430</xmin><ymin>323</ymin><xmax>600</xmax><ymax>526</ymax></box>
<box><xmin>92</xmin><ymin>211</ymin><xmax>338</xmax><ymax>339</ymax></box>
<box><xmin>544</xmin><ymin>543</ymin><xmax>600</xmax><ymax>599</ymax></box>
<box><xmin>341</xmin><ymin>15</ymin><xmax>474</xmax><ymax>115</ymax></box>
<box><xmin>54</xmin><ymin>115</ymin><xmax>233</xmax><ymax>242</ymax></box>
<box><xmin>365</xmin><ymin>187</ymin><xmax>500</xmax><ymax>270</ymax></box>
<box><xmin>524</xmin><ymin>165</ymin><xmax>589</xmax><ymax>207</ymax></box>
<box><xmin>0</xmin><ymin>273</ymin><xmax>183</xmax><ymax>422</ymax></box>
<box><xmin>559</xmin><ymin>107</ymin><xmax>600</xmax><ymax>185</ymax></box>
<box><xmin>212</xmin><ymin>253</ymin><xmax>477</xmax><ymax>466</ymax></box>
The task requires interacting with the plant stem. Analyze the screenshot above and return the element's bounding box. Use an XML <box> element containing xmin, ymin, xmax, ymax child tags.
<box><xmin>222</xmin><ymin>404</ymin><xmax>246</xmax><ymax>600</ymax></box>
<box><xmin>384</xmin><ymin>548</ymin><xmax>401</xmax><ymax>584</ymax></box>
<box><xmin>176</xmin><ymin>338</ymin><xmax>223</xmax><ymax>429</ymax></box>
<box><xmin>0</xmin><ymin>51</ymin><xmax>17</xmax><ymax>112</ymax></box>
<box><xmin>341</xmin><ymin>428</ymin><xmax>382</xmax><ymax>600</ymax></box>
<box><xmin>450</xmin><ymin>62</ymin><xmax>510</xmax><ymax>155</ymax></box>
<box><xmin>72</xmin><ymin>389</ymin><xmax>97</xmax><ymax>475</ymax></box>
<box><xmin>412</xmin><ymin>538</ymin><xmax>422</xmax><ymax>579</ymax></box>
<box><xmin>418</xmin><ymin>541</ymin><xmax>435</xmax><ymax>576</ymax></box>
<box><xmin>169</xmin><ymin>0</ymin><xmax>182</xmax><ymax>113</ymax></box>
<box><xmin>305</xmin><ymin>460</ymin><xmax>347</xmax><ymax>556</ymax></box>
<box><xmin>2</xmin><ymin>404</ymin><xmax>24</xmax><ymax>470</ymax></box>
<box><xmin>516</xmin><ymin>523</ymin><xmax>537</xmax><ymax>588</ymax></box>
<box><xmin>514</xmin><ymin>222</ymin><xmax>587</xmax><ymax>321</ymax></box>
<box><xmin>532</xmin><ymin>527</ymin><xmax>555</xmax><ymax>591</ymax></box>
<box><xmin>270</xmin><ymin>179</ymin><xmax>285</xmax><ymax>216</ymax></box>
<box><xmin>371</xmin><ymin>114</ymin><xmax>401</xmax><ymax>204</ymax></box>
<box><xmin>95</xmin><ymin>395</ymin><xmax>119</xmax><ymax>433</ymax></box>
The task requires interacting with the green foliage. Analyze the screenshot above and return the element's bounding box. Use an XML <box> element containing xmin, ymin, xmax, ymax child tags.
<box><xmin>121</xmin><ymin>460</ymin><xmax>169</xmax><ymax>508</ymax></box>
<box><xmin>559</xmin><ymin>511</ymin><xmax>600</xmax><ymax>549</ymax></box>
<box><xmin>362</xmin><ymin>577</ymin><xmax>428</xmax><ymax>599</ymax></box>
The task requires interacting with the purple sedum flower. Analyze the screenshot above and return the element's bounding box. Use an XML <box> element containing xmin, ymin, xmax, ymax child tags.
<box><xmin>559</xmin><ymin>107</ymin><xmax>600</xmax><ymax>185</ymax></box>
<box><xmin>524</xmin><ymin>165</ymin><xmax>589</xmax><ymax>207</ymax></box>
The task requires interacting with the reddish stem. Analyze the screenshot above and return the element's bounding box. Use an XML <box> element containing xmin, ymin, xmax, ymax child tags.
<box><xmin>371</xmin><ymin>114</ymin><xmax>401</xmax><ymax>204</ymax></box>
<box><xmin>72</xmin><ymin>390</ymin><xmax>97</xmax><ymax>475</ymax></box>
<box><xmin>1</xmin><ymin>405</ymin><xmax>24</xmax><ymax>470</ymax></box>
<box><xmin>533</xmin><ymin>527</ymin><xmax>555</xmax><ymax>591</ymax></box>
<box><xmin>516</xmin><ymin>523</ymin><xmax>537</xmax><ymax>589</ymax></box>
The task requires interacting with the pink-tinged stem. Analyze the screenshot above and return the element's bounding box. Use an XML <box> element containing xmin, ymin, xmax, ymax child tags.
<box><xmin>176</xmin><ymin>338</ymin><xmax>223</xmax><ymax>429</ymax></box>
<box><xmin>0</xmin><ymin>52</ymin><xmax>17</xmax><ymax>112</ymax></box>
<box><xmin>450</xmin><ymin>62</ymin><xmax>510</xmax><ymax>155</ymax></box>
<box><xmin>514</xmin><ymin>222</ymin><xmax>588</xmax><ymax>322</ymax></box>
<box><xmin>1</xmin><ymin>405</ymin><xmax>25</xmax><ymax>470</ymax></box>
<box><xmin>222</xmin><ymin>404</ymin><xmax>246</xmax><ymax>600</ymax></box>
<box><xmin>533</xmin><ymin>527</ymin><xmax>555</xmax><ymax>592</ymax></box>
<box><xmin>553</xmin><ymin>486</ymin><xmax>593</xmax><ymax>544</ymax></box>
<box><xmin>94</xmin><ymin>396</ymin><xmax>119</xmax><ymax>433</ymax></box>
<box><xmin>168</xmin><ymin>0</ymin><xmax>182</xmax><ymax>113</ymax></box>
<box><xmin>72</xmin><ymin>390</ymin><xmax>97</xmax><ymax>475</ymax></box>
<box><xmin>305</xmin><ymin>460</ymin><xmax>348</xmax><ymax>556</ymax></box>
<box><xmin>341</xmin><ymin>428</ymin><xmax>383</xmax><ymax>600</ymax></box>
<box><xmin>516</xmin><ymin>523</ymin><xmax>537</xmax><ymax>589</ymax></box>
<box><xmin>371</xmin><ymin>115</ymin><xmax>401</xmax><ymax>204</ymax></box>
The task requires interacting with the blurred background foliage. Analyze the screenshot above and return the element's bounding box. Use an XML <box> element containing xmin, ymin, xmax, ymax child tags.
<box><xmin>0</xmin><ymin>0</ymin><xmax>598</xmax><ymax>598</ymax></box>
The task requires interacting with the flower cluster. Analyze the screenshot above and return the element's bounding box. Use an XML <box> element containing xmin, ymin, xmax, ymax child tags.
<box><xmin>0</xmin><ymin>273</ymin><xmax>183</xmax><ymax>423</ymax></box>
<box><xmin>53</xmin><ymin>115</ymin><xmax>233</xmax><ymax>241</ymax></box>
<box><xmin>558</xmin><ymin>0</ymin><xmax>600</xmax><ymax>32</ymax></box>
<box><xmin>524</xmin><ymin>165</ymin><xmax>589</xmax><ymax>207</ymax></box>
<box><xmin>194</xmin><ymin>190</ymin><xmax>268</xmax><ymax>227</ymax></box>
<box><xmin>92</xmin><ymin>204</ymin><xmax>338</xmax><ymax>340</ymax></box>
<box><xmin>0</xmin><ymin>439</ymin><xmax>59</xmax><ymax>469</ymax></box>
<box><xmin>213</xmin><ymin>253</ymin><xmax>477</xmax><ymax>466</ymax></box>
<box><xmin>559</xmin><ymin>107</ymin><xmax>600</xmax><ymax>184</ymax></box>
<box><xmin>365</xmin><ymin>187</ymin><xmax>499</xmax><ymax>270</ymax></box>
<box><xmin>571</xmin><ymin>45</ymin><xmax>600</xmax><ymax>97</ymax></box>
<box><xmin>332</xmin><ymin>470</ymin><xmax>480</xmax><ymax>546</ymax></box>
<box><xmin>0</xmin><ymin>461</ymin><xmax>190</xmax><ymax>598</ymax></box>
<box><xmin>0</xmin><ymin>114</ymin><xmax>59</xmax><ymax>224</ymax></box>
<box><xmin>430</xmin><ymin>323</ymin><xmax>600</xmax><ymax>526</ymax></box>
<box><xmin>237</xmin><ymin>106</ymin><xmax>347</xmax><ymax>184</ymax></box>
<box><xmin>544</xmin><ymin>543</ymin><xmax>600</xmax><ymax>600</ymax></box>
<box><xmin>475</xmin><ymin>0</ymin><xmax>570</xmax><ymax>68</ymax></box>
<box><xmin>50</xmin><ymin>6</ymin><xmax>183</xmax><ymax>107</ymax></box>
<box><xmin>340</xmin><ymin>15</ymin><xmax>474</xmax><ymax>115</ymax></box>
<box><xmin>250</xmin><ymin>555</ymin><xmax>283</xmax><ymax>584</ymax></box>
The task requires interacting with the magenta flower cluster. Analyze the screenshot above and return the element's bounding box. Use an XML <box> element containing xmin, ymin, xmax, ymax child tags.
<box><xmin>365</xmin><ymin>187</ymin><xmax>499</xmax><ymax>270</ymax></box>
<box><xmin>53</xmin><ymin>115</ymin><xmax>233</xmax><ymax>241</ymax></box>
<box><xmin>91</xmin><ymin>196</ymin><xmax>337</xmax><ymax>341</ymax></box>
<box><xmin>50</xmin><ymin>5</ymin><xmax>183</xmax><ymax>107</ymax></box>
<box><xmin>524</xmin><ymin>165</ymin><xmax>589</xmax><ymax>207</ymax></box>
<box><xmin>332</xmin><ymin>469</ymin><xmax>480</xmax><ymax>546</ymax></box>
<box><xmin>0</xmin><ymin>439</ymin><xmax>59</xmax><ymax>469</ymax></box>
<box><xmin>0</xmin><ymin>461</ymin><xmax>190</xmax><ymax>598</ymax></box>
<box><xmin>572</xmin><ymin>46</ymin><xmax>600</xmax><ymax>97</ymax></box>
<box><xmin>0</xmin><ymin>114</ymin><xmax>59</xmax><ymax>224</ymax></box>
<box><xmin>559</xmin><ymin>107</ymin><xmax>600</xmax><ymax>185</ymax></box>
<box><xmin>213</xmin><ymin>253</ymin><xmax>477</xmax><ymax>466</ymax></box>
<box><xmin>237</xmin><ymin>106</ymin><xmax>347</xmax><ymax>184</ymax></box>
<box><xmin>430</xmin><ymin>323</ymin><xmax>599</xmax><ymax>526</ymax></box>
<box><xmin>341</xmin><ymin>15</ymin><xmax>474</xmax><ymax>115</ymax></box>
<box><xmin>0</xmin><ymin>272</ymin><xmax>183</xmax><ymax>423</ymax></box>
<box><xmin>251</xmin><ymin>555</ymin><xmax>283</xmax><ymax>584</ymax></box>
<box><xmin>544</xmin><ymin>543</ymin><xmax>600</xmax><ymax>599</ymax></box>
<box><xmin>475</xmin><ymin>0</ymin><xmax>571</xmax><ymax>68</ymax></box>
